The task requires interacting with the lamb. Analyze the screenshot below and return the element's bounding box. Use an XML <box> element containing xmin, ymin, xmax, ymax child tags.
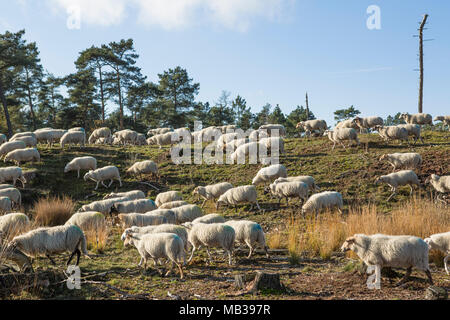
<box><xmin>324</xmin><ymin>128</ymin><xmax>360</xmax><ymax>150</ymax></box>
<box><xmin>4</xmin><ymin>148</ymin><xmax>40</xmax><ymax>166</ymax></box>
<box><xmin>375</xmin><ymin>170</ymin><xmax>420</xmax><ymax>201</ymax></box>
<box><xmin>64</xmin><ymin>156</ymin><xmax>97</xmax><ymax>178</ymax></box>
<box><xmin>88</xmin><ymin>127</ymin><xmax>112</xmax><ymax>144</ymax></box>
<box><xmin>83</xmin><ymin>166</ymin><xmax>122</xmax><ymax>190</ymax></box>
<box><xmin>0</xmin><ymin>133</ymin><xmax>6</xmax><ymax>145</ymax></box>
<box><xmin>60</xmin><ymin>130</ymin><xmax>86</xmax><ymax>148</ymax></box>
<box><xmin>112</xmin><ymin>199</ymin><xmax>157</xmax><ymax>214</ymax></box>
<box><xmin>171</xmin><ymin>204</ymin><xmax>203</xmax><ymax>224</ymax></box>
<box><xmin>351</xmin><ymin>116</ymin><xmax>383</xmax><ymax>132</ymax></box>
<box><xmin>135</xmin><ymin>133</ymin><xmax>147</xmax><ymax>146</ymax></box>
<box><xmin>192</xmin><ymin>182</ymin><xmax>234</xmax><ymax>207</ymax></box>
<box><xmin>123</xmin><ymin>232</ymin><xmax>185</xmax><ymax>278</ymax></box>
<box><xmin>155</xmin><ymin>191</ymin><xmax>183</xmax><ymax>207</ymax></box>
<box><xmin>187</xmin><ymin>223</ymin><xmax>235</xmax><ymax>265</ymax></box>
<box><xmin>301</xmin><ymin>191</ymin><xmax>343</xmax><ymax>216</ymax></box>
<box><xmin>0</xmin><ymin>212</ymin><xmax>30</xmax><ymax>237</ymax></box>
<box><xmin>216</xmin><ymin>185</ymin><xmax>261</xmax><ymax>211</ymax></box>
<box><xmin>425</xmin><ymin>174</ymin><xmax>450</xmax><ymax>204</ymax></box>
<box><xmin>252</xmin><ymin>164</ymin><xmax>288</xmax><ymax>186</ymax></box>
<box><xmin>117</xmin><ymin>213</ymin><xmax>167</xmax><ymax>228</ymax></box>
<box><xmin>0</xmin><ymin>187</ymin><xmax>21</xmax><ymax>206</ymax></box>
<box><xmin>0</xmin><ymin>166</ymin><xmax>27</xmax><ymax>187</ymax></box>
<box><xmin>0</xmin><ymin>141</ymin><xmax>26</xmax><ymax>158</ymax></box>
<box><xmin>78</xmin><ymin>197</ymin><xmax>128</xmax><ymax>215</ymax></box>
<box><xmin>379</xmin><ymin>153</ymin><xmax>422</xmax><ymax>172</ymax></box>
<box><xmin>296</xmin><ymin>120</ymin><xmax>327</xmax><ymax>137</ymax></box>
<box><xmin>434</xmin><ymin>115</ymin><xmax>450</xmax><ymax>130</ymax></box>
<box><xmin>121</xmin><ymin>224</ymin><xmax>189</xmax><ymax>251</ymax></box>
<box><xmin>424</xmin><ymin>232</ymin><xmax>450</xmax><ymax>275</ymax></box>
<box><xmin>146</xmin><ymin>132</ymin><xmax>174</xmax><ymax>149</ymax></box>
<box><xmin>11</xmin><ymin>135</ymin><xmax>37</xmax><ymax>147</ymax></box>
<box><xmin>145</xmin><ymin>209</ymin><xmax>177</xmax><ymax>224</ymax></box>
<box><xmin>397</xmin><ymin>124</ymin><xmax>424</xmax><ymax>144</ymax></box>
<box><xmin>10</xmin><ymin>224</ymin><xmax>91</xmax><ymax>266</ymax></box>
<box><xmin>126</xmin><ymin>160</ymin><xmax>158</xmax><ymax>179</ymax></box>
<box><xmin>400</xmin><ymin>113</ymin><xmax>433</xmax><ymax>126</ymax></box>
<box><xmin>273</xmin><ymin>176</ymin><xmax>320</xmax><ymax>192</ymax></box>
<box><xmin>375</xmin><ymin>125</ymin><xmax>409</xmax><ymax>144</ymax></box>
<box><xmin>0</xmin><ymin>196</ymin><xmax>12</xmax><ymax>212</ymax></box>
<box><xmin>258</xmin><ymin>124</ymin><xmax>286</xmax><ymax>136</ymax></box>
<box><xmin>182</xmin><ymin>213</ymin><xmax>226</xmax><ymax>228</ymax></box>
<box><xmin>265</xmin><ymin>181</ymin><xmax>309</xmax><ymax>205</ymax></box>
<box><xmin>341</xmin><ymin>233</ymin><xmax>433</xmax><ymax>287</ymax></box>
<box><xmin>103</xmin><ymin>190</ymin><xmax>146</xmax><ymax>200</ymax></box>
<box><xmin>158</xmin><ymin>200</ymin><xmax>189</xmax><ymax>209</ymax></box>
<box><xmin>224</xmin><ymin>220</ymin><xmax>269</xmax><ymax>259</ymax></box>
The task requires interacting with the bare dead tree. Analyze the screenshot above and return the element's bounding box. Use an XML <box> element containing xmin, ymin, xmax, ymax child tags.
<box><xmin>418</xmin><ymin>14</ymin><xmax>428</xmax><ymax>114</ymax></box>
<box><xmin>305</xmin><ymin>92</ymin><xmax>309</xmax><ymax>120</ymax></box>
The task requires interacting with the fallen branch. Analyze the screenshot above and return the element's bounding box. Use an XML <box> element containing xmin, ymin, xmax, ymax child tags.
<box><xmin>83</xmin><ymin>280</ymin><xmax>151</xmax><ymax>300</ymax></box>
<box><xmin>137</xmin><ymin>181</ymin><xmax>160</xmax><ymax>191</ymax></box>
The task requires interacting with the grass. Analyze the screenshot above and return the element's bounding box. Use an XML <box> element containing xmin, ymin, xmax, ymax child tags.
<box><xmin>32</xmin><ymin>195</ymin><xmax>75</xmax><ymax>227</ymax></box>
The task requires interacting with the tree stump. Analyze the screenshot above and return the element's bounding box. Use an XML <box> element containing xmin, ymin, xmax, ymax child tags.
<box><xmin>425</xmin><ymin>286</ymin><xmax>448</xmax><ymax>300</ymax></box>
<box><xmin>246</xmin><ymin>271</ymin><xmax>283</xmax><ymax>293</ymax></box>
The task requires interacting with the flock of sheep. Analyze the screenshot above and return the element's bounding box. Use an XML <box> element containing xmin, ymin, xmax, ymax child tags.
<box><xmin>0</xmin><ymin>111</ymin><xmax>449</xmax><ymax>291</ymax></box>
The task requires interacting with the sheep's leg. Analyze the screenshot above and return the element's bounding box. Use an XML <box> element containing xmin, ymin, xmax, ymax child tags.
<box><xmin>177</xmin><ymin>263</ymin><xmax>184</xmax><ymax>279</ymax></box>
<box><xmin>245</xmin><ymin>241</ymin><xmax>254</xmax><ymax>259</ymax></box>
<box><xmin>77</xmin><ymin>170</ymin><xmax>80</xmax><ymax>179</ymax></box>
<box><xmin>201</xmin><ymin>199</ymin><xmax>207</xmax><ymax>208</ymax></box>
<box><xmin>46</xmin><ymin>254</ymin><xmax>56</xmax><ymax>265</ymax></box>
<box><xmin>396</xmin><ymin>267</ymin><xmax>412</xmax><ymax>286</ymax></box>
<box><xmin>409</xmin><ymin>184</ymin><xmax>414</xmax><ymax>195</ymax></box>
<box><xmin>118</xmin><ymin>177</ymin><xmax>122</xmax><ymax>187</ymax></box>
<box><xmin>255</xmin><ymin>200</ymin><xmax>261</xmax><ymax>211</ymax></box>
<box><xmin>94</xmin><ymin>181</ymin><xmax>100</xmax><ymax>190</ymax></box>
<box><xmin>332</xmin><ymin>141</ymin><xmax>336</xmax><ymax>150</ymax></box>
<box><xmin>386</xmin><ymin>188</ymin><xmax>397</xmax><ymax>202</ymax></box>
<box><xmin>228</xmin><ymin>250</ymin><xmax>233</xmax><ymax>265</ymax></box>
<box><xmin>374</xmin><ymin>265</ymin><xmax>381</xmax><ymax>289</ymax></box>
<box><xmin>264</xmin><ymin>245</ymin><xmax>270</xmax><ymax>258</ymax></box>
<box><xmin>205</xmin><ymin>247</ymin><xmax>213</xmax><ymax>263</ymax></box>
<box><xmin>285</xmin><ymin>197</ymin><xmax>289</xmax><ymax>206</ymax></box>
<box><xmin>187</xmin><ymin>246</ymin><xmax>196</xmax><ymax>263</ymax></box>
<box><xmin>108</xmin><ymin>179</ymin><xmax>113</xmax><ymax>187</ymax></box>
<box><xmin>424</xmin><ymin>269</ymin><xmax>434</xmax><ymax>285</ymax></box>
<box><xmin>444</xmin><ymin>254</ymin><xmax>449</xmax><ymax>275</ymax></box>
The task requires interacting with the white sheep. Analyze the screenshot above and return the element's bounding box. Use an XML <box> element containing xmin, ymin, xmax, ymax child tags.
<box><xmin>78</xmin><ymin>197</ymin><xmax>128</xmax><ymax>215</ymax></box>
<box><xmin>34</xmin><ymin>129</ymin><xmax>62</xmax><ymax>146</ymax></box>
<box><xmin>83</xmin><ymin>166</ymin><xmax>122</xmax><ymax>190</ymax></box>
<box><xmin>248</xmin><ymin>129</ymin><xmax>269</xmax><ymax>141</ymax></box>
<box><xmin>0</xmin><ymin>196</ymin><xmax>12</xmax><ymax>212</ymax></box>
<box><xmin>424</xmin><ymin>232</ymin><xmax>450</xmax><ymax>275</ymax></box>
<box><xmin>4</xmin><ymin>148</ymin><xmax>40</xmax><ymax>166</ymax></box>
<box><xmin>64</xmin><ymin>156</ymin><xmax>97</xmax><ymax>178</ymax></box>
<box><xmin>301</xmin><ymin>191</ymin><xmax>343</xmax><ymax>216</ymax></box>
<box><xmin>379</xmin><ymin>153</ymin><xmax>422</xmax><ymax>172</ymax></box>
<box><xmin>265</xmin><ymin>181</ymin><xmax>309</xmax><ymax>205</ymax></box>
<box><xmin>351</xmin><ymin>116</ymin><xmax>383</xmax><ymax>132</ymax></box>
<box><xmin>126</xmin><ymin>160</ymin><xmax>158</xmax><ymax>179</ymax></box>
<box><xmin>68</xmin><ymin>127</ymin><xmax>85</xmax><ymax>132</ymax></box>
<box><xmin>103</xmin><ymin>190</ymin><xmax>146</xmax><ymax>200</ymax></box>
<box><xmin>60</xmin><ymin>131</ymin><xmax>86</xmax><ymax>148</ymax></box>
<box><xmin>121</xmin><ymin>224</ymin><xmax>189</xmax><ymax>251</ymax></box>
<box><xmin>65</xmin><ymin>211</ymin><xmax>106</xmax><ymax>230</ymax></box>
<box><xmin>113</xmin><ymin>199</ymin><xmax>157</xmax><ymax>214</ymax></box>
<box><xmin>324</xmin><ymin>128</ymin><xmax>360</xmax><ymax>150</ymax></box>
<box><xmin>218</xmin><ymin>125</ymin><xmax>237</xmax><ymax>133</ymax></box>
<box><xmin>0</xmin><ymin>187</ymin><xmax>21</xmax><ymax>206</ymax></box>
<box><xmin>434</xmin><ymin>115</ymin><xmax>450</xmax><ymax>130</ymax></box>
<box><xmin>144</xmin><ymin>208</ymin><xmax>177</xmax><ymax>224</ymax></box>
<box><xmin>375</xmin><ymin>125</ymin><xmax>409</xmax><ymax>144</ymax></box>
<box><xmin>0</xmin><ymin>141</ymin><xmax>26</xmax><ymax>158</ymax></box>
<box><xmin>118</xmin><ymin>213</ymin><xmax>167</xmax><ymax>228</ymax></box>
<box><xmin>192</xmin><ymin>182</ymin><xmax>234</xmax><ymax>207</ymax></box>
<box><xmin>0</xmin><ymin>166</ymin><xmax>27</xmax><ymax>187</ymax></box>
<box><xmin>10</xmin><ymin>224</ymin><xmax>91</xmax><ymax>266</ymax></box>
<box><xmin>216</xmin><ymin>185</ymin><xmax>261</xmax><ymax>211</ymax></box>
<box><xmin>135</xmin><ymin>133</ymin><xmax>147</xmax><ymax>146</ymax></box>
<box><xmin>252</xmin><ymin>164</ymin><xmax>288</xmax><ymax>186</ymax></box>
<box><xmin>155</xmin><ymin>190</ymin><xmax>183</xmax><ymax>207</ymax></box>
<box><xmin>273</xmin><ymin>176</ymin><xmax>320</xmax><ymax>192</ymax></box>
<box><xmin>335</xmin><ymin>119</ymin><xmax>360</xmax><ymax>130</ymax></box>
<box><xmin>159</xmin><ymin>200</ymin><xmax>189</xmax><ymax>209</ymax></box>
<box><xmin>0</xmin><ymin>212</ymin><xmax>30</xmax><ymax>237</ymax></box>
<box><xmin>11</xmin><ymin>135</ymin><xmax>37</xmax><ymax>147</ymax></box>
<box><xmin>187</xmin><ymin>223</ymin><xmax>235</xmax><ymax>265</ymax></box>
<box><xmin>224</xmin><ymin>220</ymin><xmax>269</xmax><ymax>259</ymax></box>
<box><xmin>225</xmin><ymin>138</ymin><xmax>249</xmax><ymax>153</ymax></box>
<box><xmin>171</xmin><ymin>204</ymin><xmax>203</xmax><ymax>224</ymax></box>
<box><xmin>147</xmin><ymin>127</ymin><xmax>173</xmax><ymax>136</ymax></box>
<box><xmin>146</xmin><ymin>132</ymin><xmax>174</xmax><ymax>149</ymax></box>
<box><xmin>182</xmin><ymin>213</ymin><xmax>226</xmax><ymax>228</ymax></box>
<box><xmin>216</xmin><ymin>132</ymin><xmax>241</xmax><ymax>151</ymax></box>
<box><xmin>10</xmin><ymin>132</ymin><xmax>36</xmax><ymax>140</ymax></box>
<box><xmin>230</xmin><ymin>141</ymin><xmax>260</xmax><ymax>163</ymax></box>
<box><xmin>375</xmin><ymin>170</ymin><xmax>420</xmax><ymax>201</ymax></box>
<box><xmin>426</xmin><ymin>174</ymin><xmax>450</xmax><ymax>204</ymax></box>
<box><xmin>258</xmin><ymin>124</ymin><xmax>286</xmax><ymax>136</ymax></box>
<box><xmin>296</xmin><ymin>120</ymin><xmax>328</xmax><ymax>136</ymax></box>
<box><xmin>397</xmin><ymin>124</ymin><xmax>424</xmax><ymax>144</ymax></box>
<box><xmin>400</xmin><ymin>113</ymin><xmax>433</xmax><ymax>126</ymax></box>
<box><xmin>341</xmin><ymin>233</ymin><xmax>433</xmax><ymax>287</ymax></box>
<box><xmin>88</xmin><ymin>127</ymin><xmax>112</xmax><ymax>144</ymax></box>
<box><xmin>259</xmin><ymin>137</ymin><xmax>285</xmax><ymax>155</ymax></box>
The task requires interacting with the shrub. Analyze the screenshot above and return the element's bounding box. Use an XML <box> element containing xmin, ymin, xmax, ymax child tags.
<box><xmin>33</xmin><ymin>195</ymin><xmax>75</xmax><ymax>227</ymax></box>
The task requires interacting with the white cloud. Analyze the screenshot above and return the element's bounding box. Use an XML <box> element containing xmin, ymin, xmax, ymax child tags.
<box><xmin>46</xmin><ymin>0</ymin><xmax>292</xmax><ymax>31</ymax></box>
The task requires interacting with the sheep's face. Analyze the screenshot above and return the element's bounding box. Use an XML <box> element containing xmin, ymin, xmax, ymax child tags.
<box><xmin>374</xmin><ymin>176</ymin><xmax>383</xmax><ymax>185</ymax></box>
<box><xmin>19</xmin><ymin>175</ymin><xmax>27</xmax><ymax>185</ymax></box>
<box><xmin>63</xmin><ymin>163</ymin><xmax>72</xmax><ymax>173</ymax></box>
<box><xmin>295</xmin><ymin>122</ymin><xmax>304</xmax><ymax>129</ymax></box>
<box><xmin>83</xmin><ymin>171</ymin><xmax>93</xmax><ymax>181</ymax></box>
<box><xmin>263</xmin><ymin>186</ymin><xmax>271</xmax><ymax>195</ymax></box>
<box><xmin>340</xmin><ymin>236</ymin><xmax>356</xmax><ymax>252</ymax></box>
<box><xmin>423</xmin><ymin>237</ymin><xmax>432</xmax><ymax>250</ymax></box>
<box><xmin>352</xmin><ymin>117</ymin><xmax>361</xmax><ymax>125</ymax></box>
<box><xmin>123</xmin><ymin>234</ymin><xmax>133</xmax><ymax>247</ymax></box>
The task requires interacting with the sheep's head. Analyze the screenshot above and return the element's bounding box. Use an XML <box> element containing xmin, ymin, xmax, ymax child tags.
<box><xmin>352</xmin><ymin>117</ymin><xmax>362</xmax><ymax>125</ymax></box>
<box><xmin>19</xmin><ymin>175</ymin><xmax>27</xmax><ymax>186</ymax></box>
<box><xmin>295</xmin><ymin>122</ymin><xmax>304</xmax><ymax>129</ymax></box>
<box><xmin>83</xmin><ymin>171</ymin><xmax>93</xmax><ymax>181</ymax></box>
<box><xmin>263</xmin><ymin>186</ymin><xmax>271</xmax><ymax>195</ymax></box>
<box><xmin>340</xmin><ymin>236</ymin><xmax>356</xmax><ymax>253</ymax></box>
<box><xmin>433</xmin><ymin>116</ymin><xmax>444</xmax><ymax>122</ymax></box>
<box><xmin>182</xmin><ymin>222</ymin><xmax>194</xmax><ymax>229</ymax></box>
<box><xmin>123</xmin><ymin>233</ymin><xmax>135</xmax><ymax>247</ymax></box>
<box><xmin>379</xmin><ymin>154</ymin><xmax>387</xmax><ymax>162</ymax></box>
<box><xmin>425</xmin><ymin>174</ymin><xmax>439</xmax><ymax>185</ymax></box>
<box><xmin>374</xmin><ymin>176</ymin><xmax>384</xmax><ymax>185</ymax></box>
<box><xmin>423</xmin><ymin>237</ymin><xmax>433</xmax><ymax>250</ymax></box>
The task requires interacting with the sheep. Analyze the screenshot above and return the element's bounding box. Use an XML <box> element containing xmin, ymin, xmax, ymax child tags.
<box><xmin>324</xmin><ymin>128</ymin><xmax>360</xmax><ymax>150</ymax></box>
<box><xmin>216</xmin><ymin>132</ymin><xmax>241</xmax><ymax>151</ymax></box>
<box><xmin>192</xmin><ymin>182</ymin><xmax>234</xmax><ymax>208</ymax></box>
<box><xmin>252</xmin><ymin>164</ymin><xmax>288</xmax><ymax>186</ymax></box>
<box><xmin>123</xmin><ymin>232</ymin><xmax>185</xmax><ymax>278</ymax></box>
<box><xmin>34</xmin><ymin>129</ymin><xmax>62</xmax><ymax>146</ymax></box>
<box><xmin>78</xmin><ymin>197</ymin><xmax>128</xmax><ymax>215</ymax></box>
<box><xmin>0</xmin><ymin>187</ymin><xmax>21</xmax><ymax>206</ymax></box>
<box><xmin>0</xmin><ymin>196</ymin><xmax>12</xmax><ymax>213</ymax></box>
<box><xmin>375</xmin><ymin>170</ymin><xmax>420</xmax><ymax>201</ymax></box>
<box><xmin>194</xmin><ymin>126</ymin><xmax>221</xmax><ymax>143</ymax></box>
<box><xmin>397</xmin><ymin>124</ymin><xmax>424</xmax><ymax>144</ymax></box>
<box><xmin>158</xmin><ymin>200</ymin><xmax>189</xmax><ymax>209</ymax></box>
<box><xmin>335</xmin><ymin>119</ymin><xmax>360</xmax><ymax>130</ymax></box>
<box><xmin>68</xmin><ymin>127</ymin><xmax>85</xmax><ymax>132</ymax></box>
<box><xmin>64</xmin><ymin>156</ymin><xmax>97</xmax><ymax>179</ymax></box>
<box><xmin>112</xmin><ymin>199</ymin><xmax>157</xmax><ymax>214</ymax></box>
<box><xmin>11</xmin><ymin>135</ymin><xmax>37</xmax><ymax>147</ymax></box>
<box><xmin>375</xmin><ymin>125</ymin><xmax>409</xmax><ymax>144</ymax></box>
<box><xmin>0</xmin><ymin>212</ymin><xmax>30</xmax><ymax>237</ymax></box>
<box><xmin>258</xmin><ymin>124</ymin><xmax>286</xmax><ymax>137</ymax></box>
<box><xmin>0</xmin><ymin>166</ymin><xmax>27</xmax><ymax>187</ymax></box>
<box><xmin>146</xmin><ymin>132</ymin><xmax>174</xmax><ymax>149</ymax></box>
<box><xmin>147</xmin><ymin>127</ymin><xmax>173</xmax><ymax>136</ymax></box>
<box><xmin>341</xmin><ymin>233</ymin><xmax>433</xmax><ymax>286</ymax></box>
<box><xmin>425</xmin><ymin>174</ymin><xmax>450</xmax><ymax>204</ymax></box>
<box><xmin>95</xmin><ymin>136</ymin><xmax>113</xmax><ymax>145</ymax></box>
<box><xmin>155</xmin><ymin>191</ymin><xmax>183</xmax><ymax>207</ymax></box>
<box><xmin>218</xmin><ymin>125</ymin><xmax>237</xmax><ymax>133</ymax></box>
<box><xmin>65</xmin><ymin>211</ymin><xmax>106</xmax><ymax>230</ymax></box>
<box><xmin>400</xmin><ymin>113</ymin><xmax>433</xmax><ymax>126</ymax></box>
<box><xmin>264</xmin><ymin>181</ymin><xmax>309</xmax><ymax>205</ymax></box>
<box><xmin>296</xmin><ymin>120</ymin><xmax>328</xmax><ymax>137</ymax></box>
<box><xmin>103</xmin><ymin>190</ymin><xmax>146</xmax><ymax>200</ymax></box>
<box><xmin>182</xmin><ymin>213</ymin><xmax>226</xmax><ymax>228</ymax></box>
<box><xmin>1</xmin><ymin>242</ymin><xmax>33</xmax><ymax>271</ymax></box>
<box><xmin>351</xmin><ymin>116</ymin><xmax>383</xmax><ymax>132</ymax></box>
<box><xmin>60</xmin><ymin>130</ymin><xmax>86</xmax><ymax>148</ymax></box>
<box><xmin>225</xmin><ymin>138</ymin><xmax>249</xmax><ymax>153</ymax></box>
<box><xmin>171</xmin><ymin>204</ymin><xmax>203</xmax><ymax>224</ymax></box>
<box><xmin>259</xmin><ymin>137</ymin><xmax>285</xmax><ymax>154</ymax></box>
<box><xmin>230</xmin><ymin>142</ymin><xmax>260</xmax><ymax>163</ymax></box>
<box><xmin>273</xmin><ymin>176</ymin><xmax>320</xmax><ymax>192</ymax></box>
<box><xmin>144</xmin><ymin>209</ymin><xmax>177</xmax><ymax>224</ymax></box>
<box><xmin>0</xmin><ymin>141</ymin><xmax>26</xmax><ymax>159</ymax></box>
<box><xmin>135</xmin><ymin>133</ymin><xmax>147</xmax><ymax>146</ymax></box>
<box><xmin>248</xmin><ymin>129</ymin><xmax>269</xmax><ymax>141</ymax></box>
<box><xmin>4</xmin><ymin>148</ymin><xmax>40</xmax><ymax>166</ymax></box>
<box><xmin>216</xmin><ymin>185</ymin><xmax>261</xmax><ymax>211</ymax></box>
<box><xmin>83</xmin><ymin>166</ymin><xmax>122</xmax><ymax>190</ymax></box>
<box><xmin>224</xmin><ymin>220</ymin><xmax>269</xmax><ymax>259</ymax></box>
<box><xmin>10</xmin><ymin>132</ymin><xmax>36</xmax><ymax>140</ymax></box>
<box><xmin>424</xmin><ymin>232</ymin><xmax>450</xmax><ymax>275</ymax></box>
<box><xmin>126</xmin><ymin>160</ymin><xmax>158</xmax><ymax>179</ymax></box>
<box><xmin>187</xmin><ymin>223</ymin><xmax>235</xmax><ymax>265</ymax></box>
<box><xmin>117</xmin><ymin>213</ymin><xmax>167</xmax><ymax>228</ymax></box>
<box><xmin>10</xmin><ymin>224</ymin><xmax>91</xmax><ymax>266</ymax></box>
<box><xmin>301</xmin><ymin>191</ymin><xmax>343</xmax><ymax>217</ymax></box>
<box><xmin>434</xmin><ymin>115</ymin><xmax>450</xmax><ymax>130</ymax></box>
<box><xmin>121</xmin><ymin>224</ymin><xmax>189</xmax><ymax>251</ymax></box>
<box><xmin>88</xmin><ymin>127</ymin><xmax>112</xmax><ymax>144</ymax></box>
<box><xmin>0</xmin><ymin>133</ymin><xmax>6</xmax><ymax>145</ymax></box>
<box><xmin>379</xmin><ymin>153</ymin><xmax>422</xmax><ymax>173</ymax></box>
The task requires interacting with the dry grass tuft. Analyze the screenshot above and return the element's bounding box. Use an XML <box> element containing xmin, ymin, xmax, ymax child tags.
<box><xmin>83</xmin><ymin>220</ymin><xmax>109</xmax><ymax>253</ymax></box>
<box><xmin>33</xmin><ymin>196</ymin><xmax>75</xmax><ymax>227</ymax></box>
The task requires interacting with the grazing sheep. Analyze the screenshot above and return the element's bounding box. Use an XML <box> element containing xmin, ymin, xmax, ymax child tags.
<box><xmin>224</xmin><ymin>220</ymin><xmax>269</xmax><ymax>259</ymax></box>
<box><xmin>83</xmin><ymin>166</ymin><xmax>122</xmax><ymax>190</ymax></box>
<box><xmin>434</xmin><ymin>116</ymin><xmax>450</xmax><ymax>130</ymax></box>
<box><xmin>78</xmin><ymin>197</ymin><xmax>128</xmax><ymax>215</ymax></box>
<box><xmin>113</xmin><ymin>199</ymin><xmax>157</xmax><ymax>214</ymax></box>
<box><xmin>301</xmin><ymin>191</ymin><xmax>343</xmax><ymax>217</ymax></box>
<box><xmin>351</xmin><ymin>116</ymin><xmax>383</xmax><ymax>132</ymax></box>
<box><xmin>88</xmin><ymin>127</ymin><xmax>112</xmax><ymax>144</ymax></box>
<box><xmin>216</xmin><ymin>185</ymin><xmax>261</xmax><ymax>211</ymax></box>
<box><xmin>11</xmin><ymin>135</ymin><xmax>37</xmax><ymax>147</ymax></box>
<box><xmin>0</xmin><ymin>141</ymin><xmax>26</xmax><ymax>159</ymax></box>
<box><xmin>10</xmin><ymin>132</ymin><xmax>36</xmax><ymax>140</ymax></box>
<box><xmin>60</xmin><ymin>131</ymin><xmax>86</xmax><ymax>148</ymax></box>
<box><xmin>252</xmin><ymin>164</ymin><xmax>288</xmax><ymax>186</ymax></box>
<box><xmin>65</xmin><ymin>211</ymin><xmax>106</xmax><ymax>229</ymax></box>
<box><xmin>10</xmin><ymin>224</ymin><xmax>91</xmax><ymax>266</ymax></box>
<box><xmin>259</xmin><ymin>137</ymin><xmax>285</xmax><ymax>154</ymax></box>
<box><xmin>225</xmin><ymin>138</ymin><xmax>249</xmax><ymax>152</ymax></box>
<box><xmin>296</xmin><ymin>120</ymin><xmax>327</xmax><ymax>136</ymax></box>
<box><xmin>121</xmin><ymin>224</ymin><xmax>189</xmax><ymax>251</ymax></box>
<box><xmin>0</xmin><ymin>187</ymin><xmax>21</xmax><ymax>206</ymax></box>
<box><xmin>4</xmin><ymin>148</ymin><xmax>40</xmax><ymax>166</ymax></box>
<box><xmin>216</xmin><ymin>132</ymin><xmax>241</xmax><ymax>150</ymax></box>
<box><xmin>147</xmin><ymin>127</ymin><xmax>173</xmax><ymax>136</ymax></box>
<box><xmin>64</xmin><ymin>156</ymin><xmax>97</xmax><ymax>178</ymax></box>
<box><xmin>324</xmin><ymin>128</ymin><xmax>360</xmax><ymax>150</ymax></box>
<box><xmin>425</xmin><ymin>174</ymin><xmax>450</xmax><ymax>204</ymax></box>
<box><xmin>400</xmin><ymin>113</ymin><xmax>433</xmax><ymax>126</ymax></box>
<box><xmin>258</xmin><ymin>124</ymin><xmax>286</xmax><ymax>136</ymax></box>
<box><xmin>375</xmin><ymin>125</ymin><xmax>409</xmax><ymax>144</ymax></box>
<box><xmin>182</xmin><ymin>213</ymin><xmax>226</xmax><ymax>228</ymax></box>
<box><xmin>0</xmin><ymin>167</ymin><xmax>27</xmax><ymax>188</ymax></box>
<box><xmin>341</xmin><ymin>233</ymin><xmax>433</xmax><ymax>286</ymax></box>
<box><xmin>123</xmin><ymin>232</ymin><xmax>185</xmax><ymax>278</ymax></box>
<box><xmin>0</xmin><ymin>133</ymin><xmax>6</xmax><ymax>145</ymax></box>
<box><xmin>103</xmin><ymin>190</ymin><xmax>146</xmax><ymax>200</ymax></box>
<box><xmin>379</xmin><ymin>153</ymin><xmax>422</xmax><ymax>172</ymax></box>
<box><xmin>135</xmin><ymin>133</ymin><xmax>147</xmax><ymax>146</ymax></box>
<box><xmin>159</xmin><ymin>200</ymin><xmax>189</xmax><ymax>209</ymax></box>
<box><xmin>218</xmin><ymin>125</ymin><xmax>237</xmax><ymax>133</ymax></box>
<box><xmin>397</xmin><ymin>124</ymin><xmax>424</xmax><ymax>144</ymax></box>
<box><xmin>146</xmin><ymin>132</ymin><xmax>174</xmax><ymax>149</ymax></box>
<box><xmin>335</xmin><ymin>119</ymin><xmax>360</xmax><ymax>130</ymax></box>
<box><xmin>117</xmin><ymin>213</ymin><xmax>167</xmax><ymax>228</ymax></box>
<box><xmin>0</xmin><ymin>212</ymin><xmax>30</xmax><ymax>237</ymax></box>
<box><xmin>273</xmin><ymin>176</ymin><xmax>320</xmax><ymax>192</ymax></box>
<box><xmin>375</xmin><ymin>170</ymin><xmax>420</xmax><ymax>201</ymax></box>
<box><xmin>248</xmin><ymin>129</ymin><xmax>269</xmax><ymax>141</ymax></box>
<box><xmin>34</xmin><ymin>129</ymin><xmax>63</xmax><ymax>146</ymax></box>
<box><xmin>155</xmin><ymin>191</ymin><xmax>183</xmax><ymax>207</ymax></box>
<box><xmin>187</xmin><ymin>223</ymin><xmax>235</xmax><ymax>265</ymax></box>
<box><xmin>1</xmin><ymin>243</ymin><xmax>32</xmax><ymax>271</ymax></box>
<box><xmin>230</xmin><ymin>142</ymin><xmax>261</xmax><ymax>163</ymax></box>
<box><xmin>424</xmin><ymin>232</ymin><xmax>450</xmax><ymax>275</ymax></box>
<box><xmin>126</xmin><ymin>160</ymin><xmax>158</xmax><ymax>179</ymax></box>
<box><xmin>265</xmin><ymin>181</ymin><xmax>309</xmax><ymax>205</ymax></box>
<box><xmin>145</xmin><ymin>209</ymin><xmax>177</xmax><ymax>224</ymax></box>
<box><xmin>171</xmin><ymin>204</ymin><xmax>203</xmax><ymax>224</ymax></box>
<box><xmin>68</xmin><ymin>127</ymin><xmax>85</xmax><ymax>132</ymax></box>
<box><xmin>192</xmin><ymin>182</ymin><xmax>234</xmax><ymax>207</ymax></box>
<box><xmin>0</xmin><ymin>196</ymin><xmax>12</xmax><ymax>213</ymax></box>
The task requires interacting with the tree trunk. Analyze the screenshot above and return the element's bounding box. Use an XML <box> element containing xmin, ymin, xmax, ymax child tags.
<box><xmin>117</xmin><ymin>71</ymin><xmax>123</xmax><ymax>129</ymax></box>
<box><xmin>418</xmin><ymin>14</ymin><xmax>428</xmax><ymax>114</ymax></box>
<box><xmin>305</xmin><ymin>92</ymin><xmax>310</xmax><ymax>121</ymax></box>
<box><xmin>25</xmin><ymin>68</ymin><xmax>36</xmax><ymax>130</ymax></box>
<box><xmin>0</xmin><ymin>77</ymin><xmax>13</xmax><ymax>138</ymax></box>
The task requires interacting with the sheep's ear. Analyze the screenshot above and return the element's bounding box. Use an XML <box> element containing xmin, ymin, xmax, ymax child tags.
<box><xmin>345</xmin><ymin>236</ymin><xmax>355</xmax><ymax>244</ymax></box>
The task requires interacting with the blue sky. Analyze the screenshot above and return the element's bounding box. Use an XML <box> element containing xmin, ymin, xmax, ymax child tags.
<box><xmin>1</xmin><ymin>0</ymin><xmax>449</xmax><ymax>126</ymax></box>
